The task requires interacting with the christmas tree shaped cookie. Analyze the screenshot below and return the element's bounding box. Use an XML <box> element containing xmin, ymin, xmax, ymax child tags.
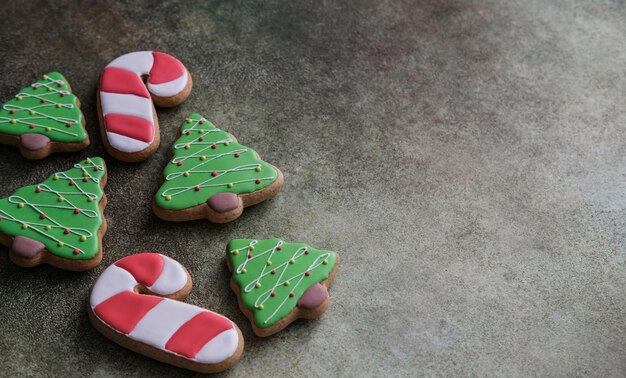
<box><xmin>0</xmin><ymin>158</ymin><xmax>108</xmax><ymax>271</ymax></box>
<box><xmin>153</xmin><ymin>114</ymin><xmax>283</xmax><ymax>223</ymax></box>
<box><xmin>0</xmin><ymin>72</ymin><xmax>89</xmax><ymax>159</ymax></box>
<box><xmin>227</xmin><ymin>238</ymin><xmax>339</xmax><ymax>336</ymax></box>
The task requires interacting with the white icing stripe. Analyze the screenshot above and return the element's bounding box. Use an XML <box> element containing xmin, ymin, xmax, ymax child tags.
<box><xmin>106</xmin><ymin>51</ymin><xmax>154</xmax><ymax>76</ymax></box>
<box><xmin>106</xmin><ymin>132</ymin><xmax>150</xmax><ymax>153</ymax></box>
<box><xmin>194</xmin><ymin>328</ymin><xmax>239</xmax><ymax>364</ymax></box>
<box><xmin>90</xmin><ymin>265</ymin><xmax>137</xmax><ymax>307</ymax></box>
<box><xmin>129</xmin><ymin>299</ymin><xmax>204</xmax><ymax>349</ymax></box>
<box><xmin>149</xmin><ymin>255</ymin><xmax>188</xmax><ymax>295</ymax></box>
<box><xmin>99</xmin><ymin>92</ymin><xmax>154</xmax><ymax>123</ymax></box>
<box><xmin>147</xmin><ymin>70</ymin><xmax>188</xmax><ymax>97</ymax></box>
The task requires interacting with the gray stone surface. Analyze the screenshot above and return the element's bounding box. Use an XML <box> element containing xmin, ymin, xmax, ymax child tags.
<box><xmin>0</xmin><ymin>0</ymin><xmax>624</xmax><ymax>376</ymax></box>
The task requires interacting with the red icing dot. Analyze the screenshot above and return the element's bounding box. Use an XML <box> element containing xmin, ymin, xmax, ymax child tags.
<box><xmin>185</xmin><ymin>131</ymin><xmax>190</xmax><ymax>135</ymax></box>
<box><xmin>9</xmin><ymin>110</ymin><xmax>15</xmax><ymax>114</ymax></box>
<box><xmin>33</xmin><ymin>86</ymin><xmax>39</xmax><ymax>90</ymax></box>
<box><xmin>194</xmin><ymin>185</ymin><xmax>201</xmax><ymax>191</ymax></box>
<box><xmin>305</xmin><ymin>271</ymin><xmax>311</xmax><ymax>276</ymax></box>
<box><xmin>199</xmin><ymin>136</ymin><xmax>204</xmax><ymax>141</ymax></box>
<box><xmin>0</xmin><ymin>216</ymin><xmax>3</xmax><ymax>221</ymax></box>
<box><xmin>73</xmin><ymin>249</ymin><xmax>80</xmax><ymax>255</ymax></box>
<box><xmin>35</xmin><ymin>187</ymin><xmax>41</xmax><ymax>193</ymax></box>
<box><xmin>29</xmin><ymin>124</ymin><xmax>35</xmax><ymax>129</ymax></box>
<box><xmin>57</xmin><ymin>83</ymin><xmax>62</xmax><ymax>88</ymax></box>
<box><xmin>305</xmin><ymin>249</ymin><xmax>310</xmax><ymax>255</ymax></box>
<box><xmin>177</xmin><ymin>161</ymin><xmax>183</xmax><ymax>166</ymax></box>
<box><xmin>40</xmin><ymin>214</ymin><xmax>46</xmax><ymax>220</ymax></box>
<box><xmin>271</xmin><ymin>269</ymin><xmax>276</xmax><ymax>275</ymax></box>
<box><xmin>211</xmin><ymin>170</ymin><xmax>218</xmax><ymax>177</ymax></box>
<box><xmin>277</xmin><ymin>246</ymin><xmax>282</xmax><ymax>251</ymax></box>
<box><xmin>64</xmin><ymin>229</ymin><xmax>71</xmax><ymax>234</ymax></box>
<box><xmin>199</xmin><ymin>119</ymin><xmax>205</xmax><ymax>124</ymax></box>
<box><xmin>83</xmin><ymin>177</ymin><xmax>89</xmax><ymax>182</ymax></box>
<box><xmin>211</xmin><ymin>144</ymin><xmax>217</xmax><ymax>149</ymax></box>
<box><xmin>271</xmin><ymin>292</ymin><xmax>276</xmax><ymax>297</ymax></box>
<box><xmin>60</xmin><ymin>93</ymin><xmax>65</xmax><ymax>97</ymax></box>
<box><xmin>247</xmin><ymin>253</ymin><xmax>252</xmax><ymax>259</ymax></box>
<box><xmin>289</xmin><ymin>292</ymin><xmax>295</xmax><ymax>298</ymax></box>
<box><xmin>69</xmin><ymin>180</ymin><xmax>75</xmax><ymax>186</ymax></box>
<box><xmin>93</xmin><ymin>166</ymin><xmax>100</xmax><ymax>171</ymax></box>
<box><xmin>255</xmin><ymin>179</ymin><xmax>261</xmax><ymax>184</ymax></box>
<box><xmin>66</xmin><ymin>122</ymin><xmax>72</xmax><ymax>127</ymax></box>
<box><xmin>74</xmin><ymin>208</ymin><xmax>80</xmax><ymax>214</ymax></box>
<box><xmin>40</xmin><ymin>99</ymin><xmax>46</xmax><ymax>103</ymax></box>
<box><xmin>234</xmin><ymin>153</ymin><xmax>240</xmax><ymax>158</ymax></box>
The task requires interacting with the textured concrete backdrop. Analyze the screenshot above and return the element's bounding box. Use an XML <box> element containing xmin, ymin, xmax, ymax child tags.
<box><xmin>0</xmin><ymin>0</ymin><xmax>624</xmax><ymax>376</ymax></box>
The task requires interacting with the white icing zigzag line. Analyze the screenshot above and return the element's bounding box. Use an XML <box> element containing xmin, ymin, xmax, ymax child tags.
<box><xmin>162</xmin><ymin>164</ymin><xmax>275</xmax><ymax>197</ymax></box>
<box><xmin>231</xmin><ymin>240</ymin><xmax>332</xmax><ymax>325</ymax></box>
<box><xmin>0</xmin><ymin>76</ymin><xmax>80</xmax><ymax>137</ymax></box>
<box><xmin>168</xmin><ymin>150</ymin><xmax>247</xmax><ymax>178</ymax></box>
<box><xmin>0</xmin><ymin>160</ymin><xmax>104</xmax><ymax>255</ymax></box>
<box><xmin>172</xmin><ymin>140</ymin><xmax>238</xmax><ymax>163</ymax></box>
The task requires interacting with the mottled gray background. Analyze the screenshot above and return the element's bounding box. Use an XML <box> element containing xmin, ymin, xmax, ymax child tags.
<box><xmin>0</xmin><ymin>0</ymin><xmax>624</xmax><ymax>376</ymax></box>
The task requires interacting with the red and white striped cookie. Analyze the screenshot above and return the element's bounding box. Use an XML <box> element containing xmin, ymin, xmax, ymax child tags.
<box><xmin>97</xmin><ymin>51</ymin><xmax>193</xmax><ymax>162</ymax></box>
<box><xmin>88</xmin><ymin>253</ymin><xmax>243</xmax><ymax>373</ymax></box>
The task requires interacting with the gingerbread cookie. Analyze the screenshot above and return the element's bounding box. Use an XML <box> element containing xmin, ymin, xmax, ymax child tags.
<box><xmin>227</xmin><ymin>238</ymin><xmax>339</xmax><ymax>336</ymax></box>
<box><xmin>0</xmin><ymin>158</ymin><xmax>107</xmax><ymax>271</ymax></box>
<box><xmin>97</xmin><ymin>51</ymin><xmax>192</xmax><ymax>162</ymax></box>
<box><xmin>0</xmin><ymin>72</ymin><xmax>88</xmax><ymax>159</ymax></box>
<box><xmin>89</xmin><ymin>253</ymin><xmax>244</xmax><ymax>373</ymax></box>
<box><xmin>153</xmin><ymin>114</ymin><xmax>284</xmax><ymax>223</ymax></box>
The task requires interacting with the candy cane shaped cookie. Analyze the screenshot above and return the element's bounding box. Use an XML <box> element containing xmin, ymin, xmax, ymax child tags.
<box><xmin>89</xmin><ymin>253</ymin><xmax>243</xmax><ymax>373</ymax></box>
<box><xmin>97</xmin><ymin>51</ymin><xmax>192</xmax><ymax>162</ymax></box>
